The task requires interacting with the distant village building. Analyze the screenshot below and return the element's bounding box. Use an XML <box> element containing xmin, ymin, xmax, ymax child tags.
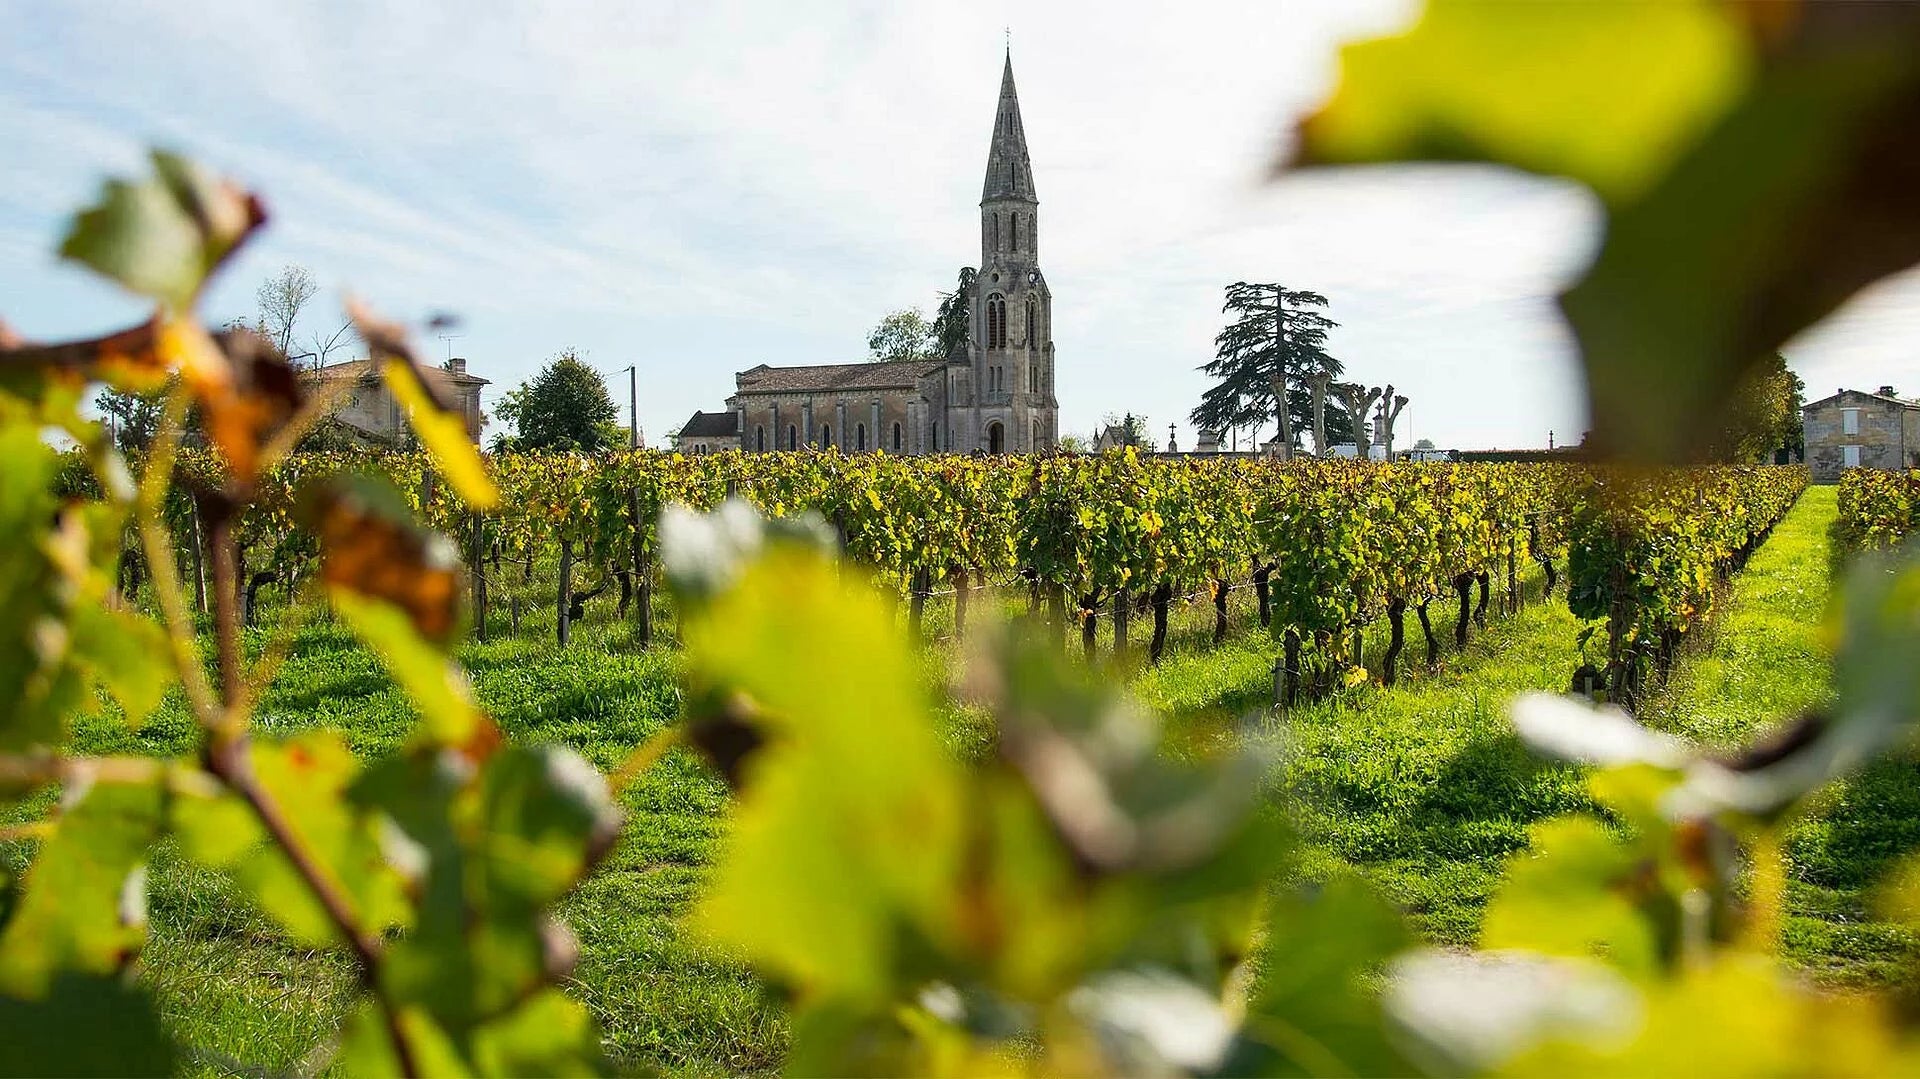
<box><xmin>304</xmin><ymin>356</ymin><xmax>487</xmax><ymax>445</ymax></box>
<box><xmin>1194</xmin><ymin>428</ymin><xmax>1222</xmax><ymax>453</ymax></box>
<box><xmin>1803</xmin><ymin>386</ymin><xmax>1920</xmax><ymax>482</ymax></box>
<box><xmin>691</xmin><ymin>53</ymin><xmax>1059</xmax><ymax>455</ymax></box>
<box><xmin>1091</xmin><ymin>420</ymin><xmax>1145</xmax><ymax>453</ymax></box>
<box><xmin>674</xmin><ymin>410</ymin><xmax>739</xmax><ymax>455</ymax></box>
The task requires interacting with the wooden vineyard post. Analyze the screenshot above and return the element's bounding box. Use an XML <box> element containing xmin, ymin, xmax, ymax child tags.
<box><xmin>557</xmin><ymin>537</ymin><xmax>573</xmax><ymax>647</ymax></box>
<box><xmin>1112</xmin><ymin>587</ymin><xmax>1130</xmax><ymax>658</ymax></box>
<box><xmin>629</xmin><ymin>486</ymin><xmax>652</xmax><ymax>648</ymax></box>
<box><xmin>188</xmin><ymin>497</ymin><xmax>207</xmax><ymax>615</ymax></box>
<box><xmin>471</xmin><ymin>512</ymin><xmax>488</xmax><ymax>643</ymax></box>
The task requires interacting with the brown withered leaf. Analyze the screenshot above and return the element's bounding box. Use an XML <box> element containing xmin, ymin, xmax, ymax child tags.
<box><xmin>305</xmin><ymin>475</ymin><xmax>461</xmax><ymax>644</ymax></box>
<box><xmin>195</xmin><ymin>327</ymin><xmax>303</xmax><ymax>483</ymax></box>
<box><xmin>0</xmin><ymin>319</ymin><xmax>163</xmax><ymax>391</ymax></box>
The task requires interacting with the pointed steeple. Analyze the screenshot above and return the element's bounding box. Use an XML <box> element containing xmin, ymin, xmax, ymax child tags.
<box><xmin>982</xmin><ymin>50</ymin><xmax>1037</xmax><ymax>203</ymax></box>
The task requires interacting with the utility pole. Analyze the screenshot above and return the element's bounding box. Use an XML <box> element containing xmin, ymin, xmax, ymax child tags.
<box><xmin>626</xmin><ymin>365</ymin><xmax>639</xmax><ymax>449</ymax></box>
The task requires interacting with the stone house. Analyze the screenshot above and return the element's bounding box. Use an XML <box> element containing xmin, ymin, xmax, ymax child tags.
<box><xmin>687</xmin><ymin>52</ymin><xmax>1059</xmax><ymax>455</ymax></box>
<box><xmin>1803</xmin><ymin>386</ymin><xmax>1920</xmax><ymax>482</ymax></box>
<box><xmin>303</xmin><ymin>356</ymin><xmax>488</xmax><ymax>445</ymax></box>
<box><xmin>674</xmin><ymin>411</ymin><xmax>738</xmax><ymax>455</ymax></box>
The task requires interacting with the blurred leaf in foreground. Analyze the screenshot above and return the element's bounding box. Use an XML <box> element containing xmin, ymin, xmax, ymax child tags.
<box><xmin>349</xmin><ymin>300</ymin><xmax>499</xmax><ymax>511</ymax></box>
<box><xmin>1288</xmin><ymin>1</ymin><xmax>1920</xmax><ymax>462</ymax></box>
<box><xmin>59</xmin><ymin>148</ymin><xmax>263</xmax><ymax>313</ymax></box>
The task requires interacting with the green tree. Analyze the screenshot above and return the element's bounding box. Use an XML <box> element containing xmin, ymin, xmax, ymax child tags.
<box><xmin>931</xmin><ymin>267</ymin><xmax>976</xmax><ymax>359</ymax></box>
<box><xmin>866</xmin><ymin>308</ymin><xmax>935</xmax><ymax>363</ymax></box>
<box><xmin>1190</xmin><ymin>283</ymin><xmax>1348</xmax><ymax>448</ymax></box>
<box><xmin>1101</xmin><ymin>412</ymin><xmax>1157</xmax><ymax>452</ymax></box>
<box><xmin>1708</xmin><ymin>352</ymin><xmax>1799</xmax><ymax>463</ymax></box>
<box><xmin>495</xmin><ymin>349</ymin><xmax>620</xmax><ymax>453</ymax></box>
<box><xmin>94</xmin><ymin>387</ymin><xmax>164</xmax><ymax>452</ymax></box>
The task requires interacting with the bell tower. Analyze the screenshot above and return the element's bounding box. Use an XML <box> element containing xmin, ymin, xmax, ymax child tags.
<box><xmin>962</xmin><ymin>50</ymin><xmax>1057</xmax><ymax>453</ymax></box>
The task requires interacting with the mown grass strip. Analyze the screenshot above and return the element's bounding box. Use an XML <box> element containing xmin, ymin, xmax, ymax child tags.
<box><xmin>1643</xmin><ymin>486</ymin><xmax>1920</xmax><ymax>989</ymax></box>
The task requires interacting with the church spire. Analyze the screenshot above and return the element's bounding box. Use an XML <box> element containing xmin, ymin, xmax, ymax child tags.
<box><xmin>982</xmin><ymin>51</ymin><xmax>1037</xmax><ymax>203</ymax></box>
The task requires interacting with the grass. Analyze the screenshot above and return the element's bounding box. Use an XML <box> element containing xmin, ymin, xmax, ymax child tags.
<box><xmin>8</xmin><ymin>500</ymin><xmax>1889</xmax><ymax>1073</ymax></box>
<box><xmin>1640</xmin><ymin>485</ymin><xmax>1920</xmax><ymax>988</ymax></box>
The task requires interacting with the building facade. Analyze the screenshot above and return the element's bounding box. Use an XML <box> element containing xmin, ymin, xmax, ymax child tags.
<box><xmin>1804</xmin><ymin>386</ymin><xmax>1920</xmax><ymax>482</ymax></box>
<box><xmin>305</xmin><ymin>356</ymin><xmax>488</xmax><ymax>444</ymax></box>
<box><xmin>687</xmin><ymin>52</ymin><xmax>1059</xmax><ymax>455</ymax></box>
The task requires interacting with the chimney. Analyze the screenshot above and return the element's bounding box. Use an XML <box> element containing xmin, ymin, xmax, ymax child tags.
<box><xmin>1881</xmin><ymin>385</ymin><xmax>1897</xmax><ymax>396</ymax></box>
<box><xmin>449</xmin><ymin>357</ymin><xmax>468</xmax><ymax>375</ymax></box>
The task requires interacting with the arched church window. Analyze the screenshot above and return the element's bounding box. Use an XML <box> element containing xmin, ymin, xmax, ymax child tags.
<box><xmin>821</xmin><ymin>424</ymin><xmax>831</xmax><ymax>450</ymax></box>
<box><xmin>787</xmin><ymin>425</ymin><xmax>797</xmax><ymax>450</ymax></box>
<box><xmin>857</xmin><ymin>423</ymin><xmax>867</xmax><ymax>451</ymax></box>
<box><xmin>756</xmin><ymin>426</ymin><xmax>765</xmax><ymax>452</ymax></box>
<box><xmin>1011</xmin><ymin>213</ymin><xmax>1019</xmax><ymax>251</ymax></box>
<box><xmin>1027</xmin><ymin>297</ymin><xmax>1039</xmax><ymax>343</ymax></box>
<box><xmin>993</xmin><ymin>214</ymin><xmax>1000</xmax><ymax>252</ymax></box>
<box><xmin>892</xmin><ymin>422</ymin><xmax>902</xmax><ymax>451</ymax></box>
<box><xmin>987</xmin><ymin>295</ymin><xmax>1007</xmax><ymax>349</ymax></box>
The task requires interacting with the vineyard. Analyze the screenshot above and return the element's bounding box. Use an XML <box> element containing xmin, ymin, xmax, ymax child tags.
<box><xmin>1834</xmin><ymin>467</ymin><xmax>1920</xmax><ymax>555</ymax></box>
<box><xmin>126</xmin><ymin>450</ymin><xmax>1805</xmax><ymax>705</ymax></box>
<box><xmin>18</xmin><ymin>1</ymin><xmax>1920</xmax><ymax>1067</ymax></box>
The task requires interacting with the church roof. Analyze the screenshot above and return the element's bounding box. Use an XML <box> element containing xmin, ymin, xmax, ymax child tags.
<box><xmin>678</xmin><ymin>410</ymin><xmax>738</xmax><ymax>438</ymax></box>
<box><xmin>734</xmin><ymin>359</ymin><xmax>945</xmax><ymax>394</ymax></box>
<box><xmin>981</xmin><ymin>52</ymin><xmax>1037</xmax><ymax>203</ymax></box>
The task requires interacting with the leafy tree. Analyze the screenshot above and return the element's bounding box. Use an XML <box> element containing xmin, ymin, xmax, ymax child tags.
<box><xmin>255</xmin><ymin>264</ymin><xmax>316</xmax><ymax>360</ymax></box>
<box><xmin>1190</xmin><ymin>283</ymin><xmax>1348</xmax><ymax>448</ymax></box>
<box><xmin>495</xmin><ymin>349</ymin><xmax>620</xmax><ymax>453</ymax></box>
<box><xmin>94</xmin><ymin>387</ymin><xmax>164</xmax><ymax>452</ymax></box>
<box><xmin>931</xmin><ymin>267</ymin><xmax>976</xmax><ymax>359</ymax></box>
<box><xmin>1101</xmin><ymin>412</ymin><xmax>1157</xmax><ymax>452</ymax></box>
<box><xmin>1413</xmin><ymin>437</ymin><xmax>1436</xmax><ymax>450</ymax></box>
<box><xmin>1055</xmin><ymin>433</ymin><xmax>1086</xmax><ymax>453</ymax></box>
<box><xmin>866</xmin><ymin>308</ymin><xmax>935</xmax><ymax>363</ymax></box>
<box><xmin>1707</xmin><ymin>352</ymin><xmax>1799</xmax><ymax>462</ymax></box>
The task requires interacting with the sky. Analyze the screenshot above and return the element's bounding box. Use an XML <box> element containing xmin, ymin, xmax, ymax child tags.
<box><xmin>5</xmin><ymin>0</ymin><xmax>1920</xmax><ymax>452</ymax></box>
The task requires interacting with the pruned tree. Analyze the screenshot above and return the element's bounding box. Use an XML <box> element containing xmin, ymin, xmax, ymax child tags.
<box><xmin>307</xmin><ymin>317</ymin><xmax>354</xmax><ymax>370</ymax></box>
<box><xmin>1190</xmin><ymin>283</ymin><xmax>1348</xmax><ymax>449</ymax></box>
<box><xmin>1331</xmin><ymin>382</ymin><xmax>1381</xmax><ymax>455</ymax></box>
<box><xmin>932</xmin><ymin>267</ymin><xmax>977</xmax><ymax>359</ymax></box>
<box><xmin>867</xmin><ymin>308</ymin><xmax>936</xmax><ymax>363</ymax></box>
<box><xmin>495</xmin><ymin>348</ymin><xmax>620</xmax><ymax>453</ymax></box>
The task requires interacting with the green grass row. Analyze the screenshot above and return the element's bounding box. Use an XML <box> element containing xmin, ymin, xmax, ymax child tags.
<box><xmin>1640</xmin><ymin>485</ymin><xmax>1920</xmax><ymax>988</ymax></box>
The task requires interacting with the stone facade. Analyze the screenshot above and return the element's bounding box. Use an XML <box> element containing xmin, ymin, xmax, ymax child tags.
<box><xmin>304</xmin><ymin>356</ymin><xmax>487</xmax><ymax>444</ymax></box>
<box><xmin>1803</xmin><ymin>387</ymin><xmax>1920</xmax><ymax>482</ymax></box>
<box><xmin>674</xmin><ymin>410</ymin><xmax>738</xmax><ymax>455</ymax></box>
<box><xmin>692</xmin><ymin>52</ymin><xmax>1059</xmax><ymax>455</ymax></box>
<box><xmin>726</xmin><ymin>361</ymin><xmax>950</xmax><ymax>453</ymax></box>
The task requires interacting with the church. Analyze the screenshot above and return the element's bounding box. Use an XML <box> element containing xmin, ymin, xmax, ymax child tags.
<box><xmin>677</xmin><ymin>52</ymin><xmax>1059</xmax><ymax>455</ymax></box>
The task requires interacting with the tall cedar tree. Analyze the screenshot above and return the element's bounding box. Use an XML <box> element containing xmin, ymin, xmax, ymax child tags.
<box><xmin>495</xmin><ymin>349</ymin><xmax>621</xmax><ymax>452</ymax></box>
<box><xmin>932</xmin><ymin>267</ymin><xmax>977</xmax><ymax>359</ymax></box>
<box><xmin>1190</xmin><ymin>283</ymin><xmax>1350</xmax><ymax>449</ymax></box>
